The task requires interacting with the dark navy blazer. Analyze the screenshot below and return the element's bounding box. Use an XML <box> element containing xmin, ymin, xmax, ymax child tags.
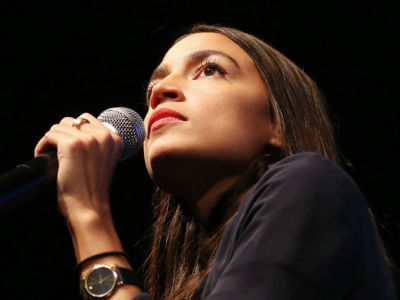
<box><xmin>135</xmin><ymin>153</ymin><xmax>398</xmax><ymax>300</ymax></box>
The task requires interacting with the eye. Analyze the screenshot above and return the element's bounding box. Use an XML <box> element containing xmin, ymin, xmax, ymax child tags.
<box><xmin>196</xmin><ymin>59</ymin><xmax>227</xmax><ymax>79</ymax></box>
<box><xmin>203</xmin><ymin>64</ymin><xmax>224</xmax><ymax>76</ymax></box>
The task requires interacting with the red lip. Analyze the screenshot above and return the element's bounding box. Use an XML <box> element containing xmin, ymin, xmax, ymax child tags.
<box><xmin>148</xmin><ymin>108</ymin><xmax>187</xmax><ymax>135</ymax></box>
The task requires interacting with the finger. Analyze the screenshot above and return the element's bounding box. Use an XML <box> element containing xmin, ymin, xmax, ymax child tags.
<box><xmin>59</xmin><ymin>116</ymin><xmax>76</xmax><ymax>126</ymax></box>
<box><xmin>36</xmin><ymin>122</ymin><xmax>122</xmax><ymax>162</ymax></box>
<box><xmin>60</xmin><ymin>115</ymin><xmax>92</xmax><ymax>131</ymax></box>
<box><xmin>57</xmin><ymin>117</ymin><xmax>101</xmax><ymax>143</ymax></box>
<box><xmin>74</xmin><ymin>113</ymin><xmax>123</xmax><ymax>148</ymax></box>
<box><xmin>59</xmin><ymin>114</ymin><xmax>98</xmax><ymax>125</ymax></box>
<box><xmin>74</xmin><ymin>113</ymin><xmax>107</xmax><ymax>130</ymax></box>
<box><xmin>34</xmin><ymin>129</ymin><xmax>69</xmax><ymax>157</ymax></box>
<box><xmin>69</xmin><ymin>115</ymin><xmax>122</xmax><ymax>150</ymax></box>
<box><xmin>34</xmin><ymin>124</ymin><xmax>92</xmax><ymax>157</ymax></box>
<box><xmin>63</xmin><ymin>113</ymin><xmax>115</xmax><ymax>137</ymax></box>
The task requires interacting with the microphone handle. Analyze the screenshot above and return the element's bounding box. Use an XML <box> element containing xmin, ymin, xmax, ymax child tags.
<box><xmin>0</xmin><ymin>150</ymin><xmax>58</xmax><ymax>215</ymax></box>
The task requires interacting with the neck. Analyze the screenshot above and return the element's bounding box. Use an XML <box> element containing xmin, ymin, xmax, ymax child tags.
<box><xmin>187</xmin><ymin>175</ymin><xmax>241</xmax><ymax>226</ymax></box>
<box><xmin>150</xmin><ymin>151</ymin><xmax>273</xmax><ymax>228</ymax></box>
<box><xmin>151</xmin><ymin>157</ymin><xmax>248</xmax><ymax>227</ymax></box>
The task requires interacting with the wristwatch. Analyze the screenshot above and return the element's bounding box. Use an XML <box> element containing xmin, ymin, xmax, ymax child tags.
<box><xmin>80</xmin><ymin>264</ymin><xmax>141</xmax><ymax>299</ymax></box>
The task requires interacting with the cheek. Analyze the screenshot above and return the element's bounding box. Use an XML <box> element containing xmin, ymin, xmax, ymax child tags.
<box><xmin>195</xmin><ymin>85</ymin><xmax>269</xmax><ymax>132</ymax></box>
<box><xmin>192</xmin><ymin>93</ymin><xmax>270</xmax><ymax>158</ymax></box>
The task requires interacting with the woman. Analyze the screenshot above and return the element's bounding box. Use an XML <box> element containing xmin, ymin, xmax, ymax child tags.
<box><xmin>34</xmin><ymin>24</ymin><xmax>397</xmax><ymax>299</ymax></box>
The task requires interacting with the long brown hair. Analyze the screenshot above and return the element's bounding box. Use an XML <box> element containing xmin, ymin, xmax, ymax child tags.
<box><xmin>144</xmin><ymin>24</ymin><xmax>385</xmax><ymax>299</ymax></box>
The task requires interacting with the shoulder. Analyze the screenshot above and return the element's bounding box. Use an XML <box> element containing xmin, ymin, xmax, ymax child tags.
<box><xmin>236</xmin><ymin>152</ymin><xmax>367</xmax><ymax>239</ymax></box>
<box><xmin>265</xmin><ymin>152</ymin><xmax>352</xmax><ymax>186</ymax></box>
<box><xmin>248</xmin><ymin>152</ymin><xmax>360</xmax><ymax>202</ymax></box>
<box><xmin>254</xmin><ymin>152</ymin><xmax>362</xmax><ymax>205</ymax></box>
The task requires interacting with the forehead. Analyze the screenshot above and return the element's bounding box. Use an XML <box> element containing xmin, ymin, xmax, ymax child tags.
<box><xmin>162</xmin><ymin>32</ymin><xmax>254</xmax><ymax>67</ymax></box>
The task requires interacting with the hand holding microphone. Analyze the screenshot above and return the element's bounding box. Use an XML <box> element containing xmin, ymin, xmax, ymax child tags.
<box><xmin>0</xmin><ymin>107</ymin><xmax>145</xmax><ymax>217</ymax></box>
<box><xmin>23</xmin><ymin>108</ymin><xmax>146</xmax><ymax>279</ymax></box>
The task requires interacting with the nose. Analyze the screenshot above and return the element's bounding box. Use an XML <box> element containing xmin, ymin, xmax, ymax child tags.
<box><xmin>150</xmin><ymin>79</ymin><xmax>185</xmax><ymax>109</ymax></box>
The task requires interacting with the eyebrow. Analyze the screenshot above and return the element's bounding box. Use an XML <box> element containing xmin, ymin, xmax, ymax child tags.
<box><xmin>148</xmin><ymin>49</ymin><xmax>240</xmax><ymax>83</ymax></box>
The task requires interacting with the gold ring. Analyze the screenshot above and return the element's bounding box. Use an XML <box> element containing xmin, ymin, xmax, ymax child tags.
<box><xmin>72</xmin><ymin>117</ymin><xmax>89</xmax><ymax>129</ymax></box>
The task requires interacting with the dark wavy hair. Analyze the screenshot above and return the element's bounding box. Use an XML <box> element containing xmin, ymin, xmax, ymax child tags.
<box><xmin>143</xmin><ymin>24</ymin><xmax>395</xmax><ymax>299</ymax></box>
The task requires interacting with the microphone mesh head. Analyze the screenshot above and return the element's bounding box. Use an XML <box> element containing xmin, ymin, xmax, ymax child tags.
<box><xmin>98</xmin><ymin>107</ymin><xmax>145</xmax><ymax>161</ymax></box>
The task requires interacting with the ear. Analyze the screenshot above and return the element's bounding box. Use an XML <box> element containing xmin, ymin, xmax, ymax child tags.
<box><xmin>268</xmin><ymin>134</ymin><xmax>282</xmax><ymax>148</ymax></box>
<box><xmin>266</xmin><ymin>123</ymin><xmax>283</xmax><ymax>148</ymax></box>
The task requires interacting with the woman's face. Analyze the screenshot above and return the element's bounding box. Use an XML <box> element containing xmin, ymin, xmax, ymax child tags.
<box><xmin>143</xmin><ymin>32</ymin><xmax>279</xmax><ymax>186</ymax></box>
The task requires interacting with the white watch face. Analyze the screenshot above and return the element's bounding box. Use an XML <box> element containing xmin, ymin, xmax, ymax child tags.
<box><xmin>85</xmin><ymin>265</ymin><xmax>118</xmax><ymax>298</ymax></box>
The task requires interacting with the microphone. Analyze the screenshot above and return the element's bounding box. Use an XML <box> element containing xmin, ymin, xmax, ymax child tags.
<box><xmin>0</xmin><ymin>107</ymin><xmax>145</xmax><ymax>214</ymax></box>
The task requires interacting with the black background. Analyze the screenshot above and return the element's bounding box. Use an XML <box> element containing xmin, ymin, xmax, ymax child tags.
<box><xmin>0</xmin><ymin>1</ymin><xmax>398</xmax><ymax>299</ymax></box>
